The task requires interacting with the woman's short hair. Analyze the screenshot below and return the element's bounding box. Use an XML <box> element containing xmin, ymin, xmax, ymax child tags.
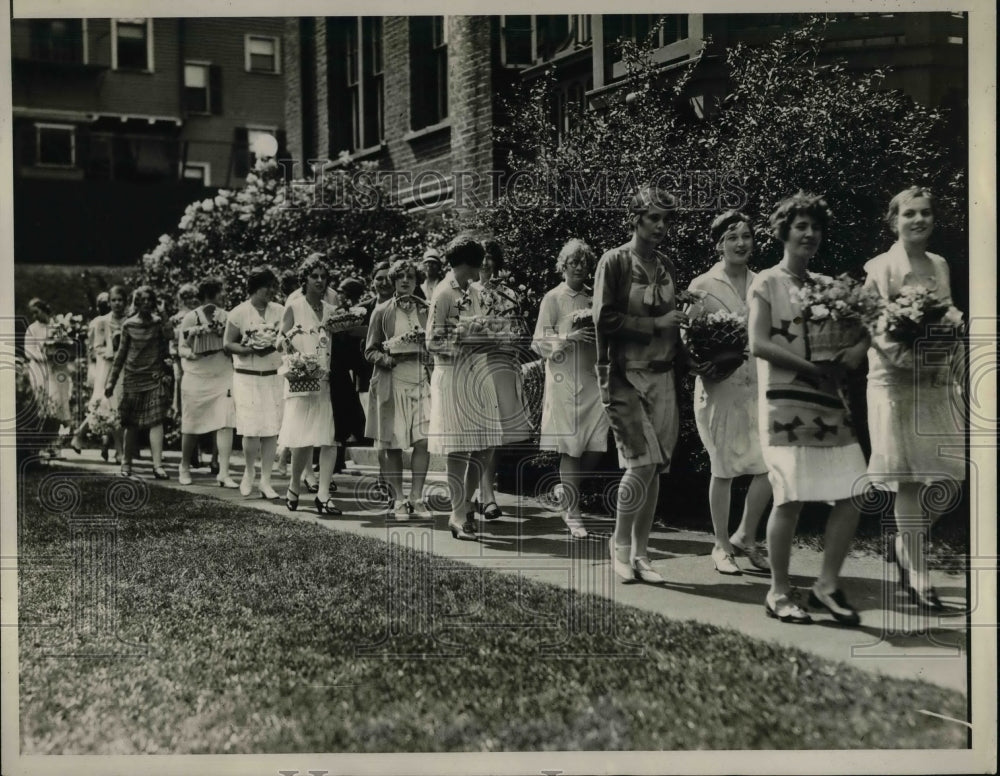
<box><xmin>768</xmin><ymin>192</ymin><xmax>832</xmax><ymax>242</ymax></box>
<box><xmin>555</xmin><ymin>238</ymin><xmax>596</xmax><ymax>273</ymax></box>
<box><xmin>338</xmin><ymin>277</ymin><xmax>366</xmax><ymax>303</ymax></box>
<box><xmin>246</xmin><ymin>265</ymin><xmax>278</xmax><ymax>296</ymax></box>
<box><xmin>481</xmin><ymin>238</ymin><xmax>505</xmax><ymax>270</ymax></box>
<box><xmin>297</xmin><ymin>253</ymin><xmax>329</xmax><ymax>293</ymax></box>
<box><xmin>108</xmin><ymin>285</ymin><xmax>128</xmax><ymax>301</ymax></box>
<box><xmin>371</xmin><ymin>260</ymin><xmax>392</xmax><ymax>279</ymax></box>
<box><xmin>885</xmin><ymin>186</ymin><xmax>935</xmax><ymax>233</ymax></box>
<box><xmin>279</xmin><ymin>269</ymin><xmax>299</xmax><ymax>296</ymax></box>
<box><xmin>176</xmin><ymin>282</ymin><xmax>199</xmax><ymax>303</ymax></box>
<box><xmin>197</xmin><ymin>276</ymin><xmax>224</xmax><ymax>302</ymax></box>
<box><xmin>709</xmin><ymin>210</ymin><xmax>754</xmax><ymax>247</ymax></box>
<box><xmin>629</xmin><ymin>185</ymin><xmax>677</xmax><ymax>228</ymax></box>
<box><xmin>27</xmin><ymin>297</ymin><xmax>51</xmax><ymax>315</ymax></box>
<box><xmin>444</xmin><ymin>233</ymin><xmax>485</xmax><ymax>269</ymax></box>
<box><xmin>388</xmin><ymin>258</ymin><xmax>419</xmax><ymax>283</ymax></box>
<box><xmin>132</xmin><ymin>285</ymin><xmax>157</xmax><ymax>308</ymax></box>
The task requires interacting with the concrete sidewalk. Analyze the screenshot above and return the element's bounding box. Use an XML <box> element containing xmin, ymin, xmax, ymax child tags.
<box><xmin>45</xmin><ymin>448</ymin><xmax>969</xmax><ymax>695</ymax></box>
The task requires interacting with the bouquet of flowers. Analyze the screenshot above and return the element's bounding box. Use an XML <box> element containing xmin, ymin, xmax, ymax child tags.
<box><xmin>184</xmin><ymin>307</ymin><xmax>227</xmax><ymax>355</ymax></box>
<box><xmin>45</xmin><ymin>313</ymin><xmax>86</xmax><ymax>362</ymax></box>
<box><xmin>241</xmin><ymin>322</ymin><xmax>279</xmax><ymax>353</ymax></box>
<box><xmin>682</xmin><ymin>310</ymin><xmax>749</xmax><ymax>381</ymax></box>
<box><xmin>84</xmin><ymin>396</ymin><xmax>119</xmax><ymax>440</ymax></box>
<box><xmin>879</xmin><ymin>285</ymin><xmax>964</xmax><ymax>348</ymax></box>
<box><xmin>279</xmin><ymin>351</ymin><xmax>326</xmax><ymax>394</ymax></box>
<box><xmin>382</xmin><ymin>327</ymin><xmax>425</xmax><ymax>355</ymax></box>
<box><xmin>792</xmin><ymin>273</ymin><xmax>879</xmax><ymax>362</ymax></box>
<box><xmin>569</xmin><ymin>308</ymin><xmax>595</xmax><ymax>331</ymax></box>
<box><xmin>521</xmin><ymin>358</ymin><xmax>545</xmax><ymax>431</ymax></box>
<box><xmin>324</xmin><ymin>306</ymin><xmax>369</xmax><ymax>335</ymax></box>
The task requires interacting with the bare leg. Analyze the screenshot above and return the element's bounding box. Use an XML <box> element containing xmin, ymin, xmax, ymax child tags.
<box><xmin>632</xmin><ymin>467</ymin><xmax>661</xmax><ymax>559</ymax></box>
<box><xmin>259</xmin><ymin>436</ymin><xmax>278</xmax><ymax>494</ymax></box>
<box><xmin>122</xmin><ymin>426</ymin><xmax>137</xmax><ymax>467</ymax></box>
<box><xmin>410</xmin><ymin>440</ymin><xmax>429</xmax><ymax>502</ymax></box>
<box><xmin>479</xmin><ymin>447</ymin><xmax>498</xmax><ymax>505</ymax></box>
<box><xmin>288</xmin><ymin>446</ymin><xmax>310</xmax><ymax>498</ymax></box>
<box><xmin>767</xmin><ymin>501</ymin><xmax>803</xmax><ymax>598</ymax></box>
<box><xmin>148</xmin><ymin>424</ymin><xmax>164</xmax><ymax>469</ymax></box>
<box><xmin>816</xmin><ymin>498</ymin><xmax>860</xmax><ymax>593</ymax></box>
<box><xmin>445</xmin><ymin>452</ymin><xmax>470</xmax><ymax>522</ymax></box>
<box><xmin>316</xmin><ymin>445</ymin><xmax>337</xmax><ymax>502</ymax></box>
<box><xmin>731</xmin><ymin>473</ymin><xmax>772</xmax><ymax>546</ymax></box>
<box><xmin>180</xmin><ymin>432</ymin><xmax>198</xmax><ymax>477</ymax></box>
<box><xmin>216</xmin><ymin>427</ymin><xmax>234</xmax><ymax>481</ymax></box>
<box><xmin>614</xmin><ymin>463</ymin><xmax>658</xmax><ymax>553</ymax></box>
<box><xmin>467</xmin><ymin>450</ymin><xmax>489</xmax><ymax>512</ymax></box>
<box><xmin>708</xmin><ymin>475</ymin><xmax>736</xmax><ymax>553</ymax></box>
<box><xmin>383</xmin><ymin>449</ymin><xmax>404</xmax><ymax>503</ymax></box>
<box><xmin>242</xmin><ymin>435</ymin><xmax>261</xmax><ymax>490</ymax></box>
<box><xmin>558</xmin><ymin>454</ymin><xmax>582</xmax><ymax>515</ymax></box>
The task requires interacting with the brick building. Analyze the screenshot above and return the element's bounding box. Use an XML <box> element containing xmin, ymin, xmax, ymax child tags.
<box><xmin>11</xmin><ymin>16</ymin><xmax>287</xmax><ymax>265</ymax></box>
<box><xmin>283</xmin><ymin>13</ymin><xmax>967</xmax><ymax>210</ymax></box>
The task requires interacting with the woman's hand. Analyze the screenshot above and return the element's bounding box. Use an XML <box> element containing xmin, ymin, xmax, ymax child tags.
<box><xmin>654</xmin><ymin>310</ymin><xmax>687</xmax><ymax>332</ymax></box>
<box><xmin>566</xmin><ymin>328</ymin><xmax>596</xmax><ymax>344</ymax></box>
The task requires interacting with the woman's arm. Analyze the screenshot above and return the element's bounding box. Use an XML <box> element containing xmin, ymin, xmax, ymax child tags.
<box><xmin>364</xmin><ymin>305</ymin><xmax>395</xmax><ymax>368</ymax></box>
<box><xmin>106</xmin><ymin>325</ymin><xmax>130</xmax><ymax>394</ymax></box>
<box><xmin>425</xmin><ymin>291</ymin><xmax>454</xmax><ymax>355</ymax></box>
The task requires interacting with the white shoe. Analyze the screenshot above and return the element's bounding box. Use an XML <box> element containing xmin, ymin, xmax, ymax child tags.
<box><xmin>239</xmin><ymin>471</ymin><xmax>255</xmax><ymax>497</ymax></box>
<box><xmin>178</xmin><ymin>469</ymin><xmax>193</xmax><ymax>486</ymax></box>
<box><xmin>609</xmin><ymin>539</ymin><xmax>635</xmax><ymax>583</ymax></box>
<box><xmin>562</xmin><ymin>512</ymin><xmax>588</xmax><ymax>539</ymax></box>
<box><xmin>633</xmin><ymin>556</ymin><xmax>666</xmax><ymax>585</ymax></box>
<box><xmin>712</xmin><ymin>545</ymin><xmax>742</xmax><ymax>576</ymax></box>
<box><xmin>393</xmin><ymin>500</ymin><xmax>411</xmax><ymax>521</ymax></box>
<box><xmin>411</xmin><ymin>499</ymin><xmax>433</xmax><ymax>519</ymax></box>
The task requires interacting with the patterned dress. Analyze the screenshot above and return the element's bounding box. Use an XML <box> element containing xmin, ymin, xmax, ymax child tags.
<box><xmin>749</xmin><ymin>265</ymin><xmax>867</xmax><ymax>505</ymax></box>
<box><xmin>688</xmin><ymin>263</ymin><xmax>767</xmax><ymax>478</ymax></box>
<box><xmin>864</xmin><ymin>243</ymin><xmax>965</xmax><ymax>490</ymax></box>
<box><xmin>107</xmin><ymin>315</ymin><xmax>173</xmax><ymax>429</ymax></box>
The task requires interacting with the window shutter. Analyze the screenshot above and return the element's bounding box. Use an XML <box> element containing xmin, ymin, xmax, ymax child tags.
<box><xmin>209</xmin><ymin>65</ymin><xmax>223</xmax><ymax>115</ymax></box>
<box><xmin>232</xmin><ymin>127</ymin><xmax>249</xmax><ymax>179</ymax></box>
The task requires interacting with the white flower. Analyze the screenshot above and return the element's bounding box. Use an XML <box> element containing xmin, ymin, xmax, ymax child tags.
<box><xmin>201</xmin><ymin>198</ymin><xmax>214</xmax><ymax>212</ymax></box>
<box><xmin>942</xmin><ymin>306</ymin><xmax>964</xmax><ymax>326</ymax></box>
<box><xmin>810</xmin><ymin>304</ymin><xmax>830</xmax><ymax>320</ymax></box>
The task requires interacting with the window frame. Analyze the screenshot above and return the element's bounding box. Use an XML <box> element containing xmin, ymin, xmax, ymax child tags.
<box><xmin>409</xmin><ymin>16</ymin><xmax>448</xmax><ymax>131</ymax></box>
<box><xmin>180</xmin><ymin>162</ymin><xmax>211</xmax><ymax>186</ymax></box>
<box><xmin>244</xmin><ymin>34</ymin><xmax>281</xmax><ymax>74</ymax></box>
<box><xmin>111</xmin><ymin>18</ymin><xmax>154</xmax><ymax>72</ymax></box>
<box><xmin>183</xmin><ymin>61</ymin><xmax>212</xmax><ymax>115</ymax></box>
<box><xmin>34</xmin><ymin>122</ymin><xmax>77</xmax><ymax>168</ymax></box>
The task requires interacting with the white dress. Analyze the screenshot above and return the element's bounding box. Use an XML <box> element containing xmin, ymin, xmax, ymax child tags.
<box><xmin>228</xmin><ymin>300</ymin><xmax>285</xmax><ymax>437</ymax></box>
<box><xmin>178</xmin><ymin>307</ymin><xmax>237</xmax><ymax>434</ymax></box>
<box><xmin>277</xmin><ymin>296</ymin><xmax>337</xmax><ymax>448</ymax></box>
<box><xmin>531</xmin><ymin>282</ymin><xmax>609</xmax><ymax>457</ymax></box>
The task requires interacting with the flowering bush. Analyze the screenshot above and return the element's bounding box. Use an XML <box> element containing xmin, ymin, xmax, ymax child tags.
<box><xmin>879</xmin><ymin>285</ymin><xmax>964</xmax><ymax>347</ymax></box>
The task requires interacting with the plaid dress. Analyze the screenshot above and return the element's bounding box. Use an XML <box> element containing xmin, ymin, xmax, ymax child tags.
<box><xmin>107</xmin><ymin>315</ymin><xmax>173</xmax><ymax>429</ymax></box>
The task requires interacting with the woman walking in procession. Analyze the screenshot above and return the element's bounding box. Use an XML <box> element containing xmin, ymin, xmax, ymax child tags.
<box><xmin>748</xmin><ymin>192</ymin><xmax>867</xmax><ymax>625</ymax></box>
<box><xmin>104</xmin><ymin>286</ymin><xmax>172</xmax><ymax>479</ymax></box>
<box><xmin>532</xmin><ymin>238</ymin><xmax>609</xmax><ymax>539</ymax></box>
<box><xmin>277</xmin><ymin>254</ymin><xmax>341</xmax><ymax>517</ymax></box>
<box><xmin>594</xmin><ymin>186</ymin><xmax>687</xmax><ymax>585</ymax></box>
<box><xmin>364</xmin><ymin>258</ymin><xmax>433</xmax><ymax>520</ymax></box>
<box><xmin>225</xmin><ymin>266</ymin><xmax>285</xmax><ymax>500</ymax></box>
<box><xmin>426</xmin><ymin>234</ymin><xmax>503</xmax><ymax>540</ymax></box>
<box><xmin>688</xmin><ymin>211</ymin><xmax>772</xmax><ymax>575</ymax></box>
<box><xmin>176</xmin><ymin>277</ymin><xmax>238</xmax><ymax>488</ymax></box>
<box><xmin>864</xmin><ymin>187</ymin><xmax>966</xmax><ymax>611</ymax></box>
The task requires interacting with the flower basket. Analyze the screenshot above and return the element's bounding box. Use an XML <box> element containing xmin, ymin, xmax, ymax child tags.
<box><xmin>286</xmin><ymin>376</ymin><xmax>321</xmax><ymax>395</ymax></box>
<box><xmin>325</xmin><ymin>307</ymin><xmax>368</xmax><ymax>335</ymax></box>
<box><xmin>190</xmin><ymin>331</ymin><xmax>225</xmax><ymax>355</ymax></box>
<box><xmin>806</xmin><ymin>317</ymin><xmax>865</xmax><ymax>362</ymax></box>
<box><xmin>682</xmin><ymin>310</ymin><xmax>748</xmax><ymax>381</ymax></box>
<box><xmin>383</xmin><ymin>329</ymin><xmax>424</xmax><ymax>355</ymax></box>
<box><xmin>569</xmin><ymin>308</ymin><xmax>594</xmax><ymax>331</ymax></box>
<box><xmin>44</xmin><ymin>340</ymin><xmax>79</xmax><ymax>365</ymax></box>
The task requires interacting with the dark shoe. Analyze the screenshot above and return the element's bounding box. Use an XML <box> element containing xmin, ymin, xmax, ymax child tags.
<box><xmin>808</xmin><ymin>587</ymin><xmax>861</xmax><ymax>627</ymax></box>
<box><xmin>909</xmin><ymin>584</ymin><xmax>946</xmax><ymax>612</ymax></box>
<box><xmin>152</xmin><ymin>467</ymin><xmax>170</xmax><ymax>480</ymax></box>
<box><xmin>765</xmin><ymin>592</ymin><xmax>812</xmax><ymax>624</ymax></box>
<box><xmin>329</xmin><ymin>480</ymin><xmax>338</xmax><ymax>494</ymax></box>
<box><xmin>286</xmin><ymin>489</ymin><xmax>300</xmax><ymax>511</ymax></box>
<box><xmin>731</xmin><ymin>539</ymin><xmax>770</xmax><ymax>572</ymax></box>
<box><xmin>314</xmin><ymin>496</ymin><xmax>342</xmax><ymax>518</ymax></box>
<box><xmin>70</xmin><ymin>440</ymin><xmax>83</xmax><ymax>455</ymax></box>
<box><xmin>481</xmin><ymin>501</ymin><xmax>502</xmax><ymax>521</ymax></box>
<box><xmin>449</xmin><ymin>517</ymin><xmax>477</xmax><ymax>540</ymax></box>
<box><xmin>119</xmin><ymin>465</ymin><xmax>134</xmax><ymax>479</ymax></box>
<box><xmin>100</xmin><ymin>448</ymin><xmax>109</xmax><ymax>462</ymax></box>
<box><xmin>210</xmin><ymin>461</ymin><xmax>220</xmax><ymax>476</ymax></box>
<box><xmin>303</xmin><ymin>477</ymin><xmax>319</xmax><ymax>494</ymax></box>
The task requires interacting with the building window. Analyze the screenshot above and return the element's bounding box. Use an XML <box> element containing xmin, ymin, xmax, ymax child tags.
<box><xmin>181</xmin><ymin>162</ymin><xmax>211</xmax><ymax>185</ymax></box>
<box><xmin>330</xmin><ymin>17</ymin><xmax>385</xmax><ymax>154</ymax></box>
<box><xmin>501</xmin><ymin>15</ymin><xmax>591</xmax><ymax>67</ymax></box>
<box><xmin>35</xmin><ymin>124</ymin><xmax>76</xmax><ymax>167</ymax></box>
<box><xmin>410</xmin><ymin>16</ymin><xmax>447</xmax><ymax>130</ymax></box>
<box><xmin>29</xmin><ymin>19</ymin><xmax>84</xmax><ymax>63</ymax></box>
<box><xmin>184</xmin><ymin>63</ymin><xmax>209</xmax><ymax>114</ymax></box>
<box><xmin>246</xmin><ymin>35</ymin><xmax>280</xmax><ymax>73</ymax></box>
<box><xmin>112</xmin><ymin>18</ymin><xmax>153</xmax><ymax>71</ymax></box>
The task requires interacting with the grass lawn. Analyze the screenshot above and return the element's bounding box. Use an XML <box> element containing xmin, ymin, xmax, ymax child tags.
<box><xmin>17</xmin><ymin>468</ymin><xmax>967</xmax><ymax>754</ymax></box>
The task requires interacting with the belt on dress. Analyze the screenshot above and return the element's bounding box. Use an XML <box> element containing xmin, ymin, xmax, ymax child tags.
<box><xmin>234</xmin><ymin>368</ymin><xmax>278</xmax><ymax>377</ymax></box>
<box><xmin>624</xmin><ymin>359</ymin><xmax>674</xmax><ymax>373</ymax></box>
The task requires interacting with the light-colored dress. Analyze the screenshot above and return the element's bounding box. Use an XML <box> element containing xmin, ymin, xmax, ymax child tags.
<box><xmin>364</xmin><ymin>298</ymin><xmax>430</xmax><ymax>450</ymax></box>
<box><xmin>689</xmin><ymin>263</ymin><xmax>768</xmax><ymax>478</ymax></box>
<box><xmin>474</xmin><ymin>278</ymin><xmax>533</xmax><ymax>445</ymax></box>
<box><xmin>277</xmin><ymin>296</ymin><xmax>337</xmax><ymax>448</ymax></box>
<box><xmin>749</xmin><ymin>266</ymin><xmax>867</xmax><ymax>505</ymax></box>
<box><xmin>228</xmin><ymin>300</ymin><xmax>284</xmax><ymax>438</ymax></box>
<box><xmin>864</xmin><ymin>243</ymin><xmax>965</xmax><ymax>490</ymax></box>
<box><xmin>425</xmin><ymin>272</ymin><xmax>502</xmax><ymax>454</ymax></box>
<box><xmin>24</xmin><ymin>321</ymin><xmax>73</xmax><ymax>423</ymax></box>
<box><xmin>532</xmin><ymin>282</ymin><xmax>609</xmax><ymax>457</ymax></box>
<box><xmin>178</xmin><ymin>307</ymin><xmax>237</xmax><ymax>435</ymax></box>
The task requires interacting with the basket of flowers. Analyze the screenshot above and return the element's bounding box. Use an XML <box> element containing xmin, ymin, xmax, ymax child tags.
<box><xmin>792</xmin><ymin>273</ymin><xmax>879</xmax><ymax>362</ymax></box>
<box><xmin>569</xmin><ymin>308</ymin><xmax>595</xmax><ymax>331</ymax></box>
<box><xmin>324</xmin><ymin>306</ymin><xmax>369</xmax><ymax>336</ymax></box>
<box><xmin>84</xmin><ymin>396</ymin><xmax>119</xmax><ymax>441</ymax></box>
<box><xmin>241</xmin><ymin>322</ymin><xmax>279</xmax><ymax>354</ymax></box>
<box><xmin>382</xmin><ymin>327</ymin><xmax>425</xmax><ymax>356</ymax></box>
<box><xmin>279</xmin><ymin>352</ymin><xmax>326</xmax><ymax>395</ymax></box>
<box><xmin>879</xmin><ymin>285</ymin><xmax>964</xmax><ymax>348</ymax></box>
<box><xmin>185</xmin><ymin>307</ymin><xmax>227</xmax><ymax>355</ymax></box>
<box><xmin>45</xmin><ymin>313</ymin><xmax>86</xmax><ymax>364</ymax></box>
<box><xmin>682</xmin><ymin>310</ymin><xmax>749</xmax><ymax>381</ymax></box>
<box><xmin>521</xmin><ymin>358</ymin><xmax>545</xmax><ymax>431</ymax></box>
